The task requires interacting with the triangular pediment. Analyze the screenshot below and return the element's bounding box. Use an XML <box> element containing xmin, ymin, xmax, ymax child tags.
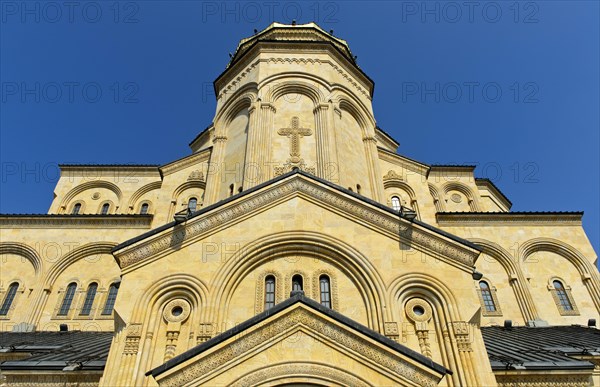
<box><xmin>113</xmin><ymin>170</ymin><xmax>480</xmax><ymax>273</ymax></box>
<box><xmin>148</xmin><ymin>294</ymin><xmax>450</xmax><ymax>386</ymax></box>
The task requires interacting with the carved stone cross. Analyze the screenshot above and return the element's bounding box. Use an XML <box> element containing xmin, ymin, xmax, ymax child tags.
<box><xmin>277</xmin><ymin>116</ymin><xmax>312</xmax><ymax>164</ymax></box>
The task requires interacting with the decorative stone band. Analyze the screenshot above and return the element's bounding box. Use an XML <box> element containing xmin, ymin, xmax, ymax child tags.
<box><xmin>218</xmin><ymin>56</ymin><xmax>370</xmax><ymax>101</ymax></box>
<box><xmin>495</xmin><ymin>374</ymin><xmax>591</xmax><ymax>387</ymax></box>
<box><xmin>156</xmin><ymin>307</ymin><xmax>441</xmax><ymax>387</ymax></box>
<box><xmin>0</xmin><ymin>215</ymin><xmax>152</xmax><ymax>229</ymax></box>
<box><xmin>436</xmin><ymin>212</ymin><xmax>583</xmax><ymax>226</ymax></box>
<box><xmin>230</xmin><ymin>363</ymin><xmax>370</xmax><ymax>387</ymax></box>
<box><xmin>115</xmin><ymin>175</ymin><xmax>478</xmax><ymax>271</ymax></box>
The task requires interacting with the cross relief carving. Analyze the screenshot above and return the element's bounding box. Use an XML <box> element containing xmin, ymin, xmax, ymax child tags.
<box><xmin>274</xmin><ymin>116</ymin><xmax>316</xmax><ymax>177</ymax></box>
<box><xmin>278</xmin><ymin>116</ymin><xmax>312</xmax><ymax>164</ymax></box>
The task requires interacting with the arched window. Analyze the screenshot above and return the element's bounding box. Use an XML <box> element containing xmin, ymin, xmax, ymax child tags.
<box><xmin>356</xmin><ymin>184</ymin><xmax>361</xmax><ymax>195</ymax></box>
<box><xmin>292</xmin><ymin>275</ymin><xmax>303</xmax><ymax>292</ymax></box>
<box><xmin>553</xmin><ymin>280</ymin><xmax>573</xmax><ymax>311</ymax></box>
<box><xmin>264</xmin><ymin>276</ymin><xmax>276</xmax><ymax>310</ymax></box>
<box><xmin>229</xmin><ymin>184</ymin><xmax>234</xmax><ymax>196</ymax></box>
<box><xmin>58</xmin><ymin>283</ymin><xmax>77</xmax><ymax>316</ymax></box>
<box><xmin>101</xmin><ymin>203</ymin><xmax>110</xmax><ymax>215</ymax></box>
<box><xmin>479</xmin><ymin>281</ymin><xmax>496</xmax><ymax>312</ymax></box>
<box><xmin>0</xmin><ymin>282</ymin><xmax>19</xmax><ymax>316</ymax></box>
<box><xmin>72</xmin><ymin>203</ymin><xmax>81</xmax><ymax>215</ymax></box>
<box><xmin>80</xmin><ymin>283</ymin><xmax>98</xmax><ymax>316</ymax></box>
<box><xmin>319</xmin><ymin>275</ymin><xmax>331</xmax><ymax>308</ymax></box>
<box><xmin>140</xmin><ymin>203</ymin><xmax>149</xmax><ymax>215</ymax></box>
<box><xmin>102</xmin><ymin>283</ymin><xmax>119</xmax><ymax>315</ymax></box>
<box><xmin>391</xmin><ymin>196</ymin><xmax>401</xmax><ymax>212</ymax></box>
<box><xmin>188</xmin><ymin>197</ymin><xmax>197</xmax><ymax>212</ymax></box>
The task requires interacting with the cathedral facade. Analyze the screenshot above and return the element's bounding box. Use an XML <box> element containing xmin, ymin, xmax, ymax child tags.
<box><xmin>1</xmin><ymin>22</ymin><xmax>599</xmax><ymax>386</ymax></box>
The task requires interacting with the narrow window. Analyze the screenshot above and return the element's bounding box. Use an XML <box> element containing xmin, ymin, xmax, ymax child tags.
<box><xmin>140</xmin><ymin>203</ymin><xmax>149</xmax><ymax>214</ymax></box>
<box><xmin>479</xmin><ymin>281</ymin><xmax>496</xmax><ymax>312</ymax></box>
<box><xmin>348</xmin><ymin>187</ymin><xmax>353</xmax><ymax>192</ymax></box>
<box><xmin>101</xmin><ymin>203</ymin><xmax>110</xmax><ymax>215</ymax></box>
<box><xmin>188</xmin><ymin>197</ymin><xmax>197</xmax><ymax>212</ymax></box>
<box><xmin>58</xmin><ymin>283</ymin><xmax>77</xmax><ymax>316</ymax></box>
<box><xmin>320</xmin><ymin>275</ymin><xmax>331</xmax><ymax>308</ymax></box>
<box><xmin>356</xmin><ymin>184</ymin><xmax>361</xmax><ymax>195</ymax></box>
<box><xmin>102</xmin><ymin>283</ymin><xmax>119</xmax><ymax>315</ymax></box>
<box><xmin>292</xmin><ymin>275</ymin><xmax>303</xmax><ymax>292</ymax></box>
<box><xmin>238</xmin><ymin>186</ymin><xmax>243</xmax><ymax>193</ymax></box>
<box><xmin>391</xmin><ymin>196</ymin><xmax>401</xmax><ymax>212</ymax></box>
<box><xmin>80</xmin><ymin>283</ymin><xmax>98</xmax><ymax>316</ymax></box>
<box><xmin>229</xmin><ymin>184</ymin><xmax>234</xmax><ymax>196</ymax></box>
<box><xmin>264</xmin><ymin>275</ymin><xmax>275</xmax><ymax>310</ymax></box>
<box><xmin>72</xmin><ymin>203</ymin><xmax>81</xmax><ymax>215</ymax></box>
<box><xmin>553</xmin><ymin>280</ymin><xmax>573</xmax><ymax>311</ymax></box>
<box><xmin>0</xmin><ymin>283</ymin><xmax>19</xmax><ymax>316</ymax></box>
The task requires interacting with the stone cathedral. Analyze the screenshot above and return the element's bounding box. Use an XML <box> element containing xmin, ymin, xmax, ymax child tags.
<box><xmin>1</xmin><ymin>22</ymin><xmax>599</xmax><ymax>387</ymax></box>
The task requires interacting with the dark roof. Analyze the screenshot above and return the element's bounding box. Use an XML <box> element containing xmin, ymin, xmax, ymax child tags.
<box><xmin>148</xmin><ymin>293</ymin><xmax>451</xmax><ymax>377</ymax></box>
<box><xmin>113</xmin><ymin>169</ymin><xmax>480</xmax><ymax>253</ymax></box>
<box><xmin>0</xmin><ymin>331</ymin><xmax>113</xmax><ymax>371</ymax></box>
<box><xmin>481</xmin><ymin>326</ymin><xmax>600</xmax><ymax>370</ymax></box>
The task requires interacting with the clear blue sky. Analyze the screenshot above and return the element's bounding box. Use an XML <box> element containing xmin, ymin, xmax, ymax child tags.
<box><xmin>1</xmin><ymin>1</ymin><xmax>598</xmax><ymax>257</ymax></box>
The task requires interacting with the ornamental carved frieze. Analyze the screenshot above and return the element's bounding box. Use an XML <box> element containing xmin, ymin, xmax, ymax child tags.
<box><xmin>218</xmin><ymin>57</ymin><xmax>369</xmax><ymax>100</ymax></box>
<box><xmin>116</xmin><ymin>177</ymin><xmax>477</xmax><ymax>270</ymax></box>
<box><xmin>495</xmin><ymin>375</ymin><xmax>590</xmax><ymax>387</ymax></box>
<box><xmin>230</xmin><ymin>363</ymin><xmax>370</xmax><ymax>387</ymax></box>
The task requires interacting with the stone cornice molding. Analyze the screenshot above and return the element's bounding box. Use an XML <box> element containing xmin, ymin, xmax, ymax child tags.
<box><xmin>436</xmin><ymin>212</ymin><xmax>583</xmax><ymax>226</ymax></box>
<box><xmin>160</xmin><ymin>149</ymin><xmax>211</xmax><ymax>176</ymax></box>
<box><xmin>375</xmin><ymin>128</ymin><xmax>399</xmax><ymax>152</ymax></box>
<box><xmin>378</xmin><ymin>148</ymin><xmax>430</xmax><ymax>176</ymax></box>
<box><xmin>233</xmin><ymin>25</ymin><xmax>354</xmax><ymax>64</ymax></box>
<box><xmin>493</xmin><ymin>372</ymin><xmax>591</xmax><ymax>387</ymax></box>
<box><xmin>0</xmin><ymin>215</ymin><xmax>153</xmax><ymax>229</ymax></box>
<box><xmin>475</xmin><ymin>178</ymin><xmax>512</xmax><ymax>210</ymax></box>
<box><xmin>59</xmin><ymin>165</ymin><xmax>160</xmax><ymax>178</ymax></box>
<box><xmin>115</xmin><ymin>175</ymin><xmax>478</xmax><ymax>272</ymax></box>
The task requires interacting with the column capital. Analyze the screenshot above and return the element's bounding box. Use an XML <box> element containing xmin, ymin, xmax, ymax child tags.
<box><xmin>260</xmin><ymin>102</ymin><xmax>276</xmax><ymax>113</ymax></box>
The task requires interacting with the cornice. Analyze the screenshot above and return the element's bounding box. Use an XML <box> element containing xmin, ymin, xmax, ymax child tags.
<box><xmin>59</xmin><ymin>165</ymin><xmax>160</xmax><ymax>178</ymax></box>
<box><xmin>0</xmin><ymin>215</ymin><xmax>153</xmax><ymax>229</ymax></box>
<box><xmin>115</xmin><ymin>175</ymin><xmax>479</xmax><ymax>272</ymax></box>
<box><xmin>436</xmin><ymin>212</ymin><xmax>583</xmax><ymax>226</ymax></box>
<box><xmin>188</xmin><ymin>123</ymin><xmax>214</xmax><ymax>150</ymax></box>
<box><xmin>232</xmin><ymin>25</ymin><xmax>354</xmax><ymax>66</ymax></box>
<box><xmin>160</xmin><ymin>149</ymin><xmax>212</xmax><ymax>176</ymax></box>
<box><xmin>378</xmin><ymin>148</ymin><xmax>430</xmax><ymax>175</ymax></box>
<box><xmin>375</xmin><ymin>127</ymin><xmax>399</xmax><ymax>152</ymax></box>
<box><xmin>475</xmin><ymin>178</ymin><xmax>512</xmax><ymax>210</ymax></box>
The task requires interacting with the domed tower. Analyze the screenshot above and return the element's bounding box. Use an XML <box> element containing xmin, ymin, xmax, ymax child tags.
<box><xmin>191</xmin><ymin>22</ymin><xmax>385</xmax><ymax>204</ymax></box>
